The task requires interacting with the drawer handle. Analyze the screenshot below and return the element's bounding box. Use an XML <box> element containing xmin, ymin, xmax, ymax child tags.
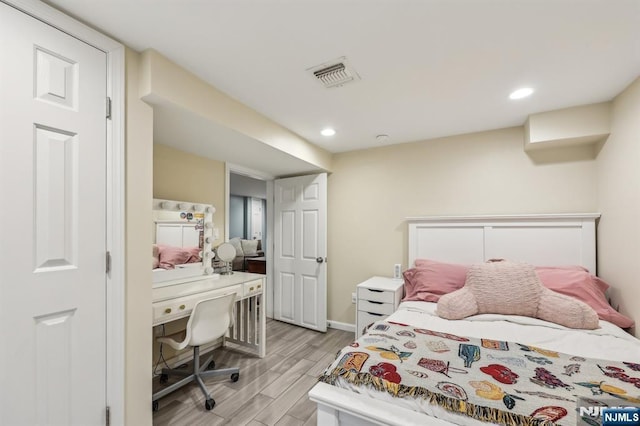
<box><xmin>367</xmin><ymin>289</ymin><xmax>384</xmax><ymax>293</ymax></box>
<box><xmin>179</xmin><ymin>304</ymin><xmax>186</xmax><ymax>310</ymax></box>
<box><xmin>164</xmin><ymin>308</ymin><xmax>172</xmax><ymax>314</ymax></box>
<box><xmin>367</xmin><ymin>312</ymin><xmax>384</xmax><ymax>316</ymax></box>
<box><xmin>250</xmin><ymin>286</ymin><xmax>255</xmax><ymax>291</ymax></box>
<box><xmin>367</xmin><ymin>301</ymin><xmax>383</xmax><ymax>305</ymax></box>
<box><xmin>257</xmin><ymin>284</ymin><xmax>261</xmax><ymax>289</ymax></box>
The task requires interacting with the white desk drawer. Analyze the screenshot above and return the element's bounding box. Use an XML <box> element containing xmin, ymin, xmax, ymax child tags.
<box><xmin>358</xmin><ymin>300</ymin><xmax>394</xmax><ymax>315</ymax></box>
<box><xmin>153</xmin><ymin>299</ymin><xmax>190</xmax><ymax>322</ymax></box>
<box><xmin>153</xmin><ymin>285</ymin><xmax>241</xmax><ymax>325</ymax></box>
<box><xmin>357</xmin><ymin>311</ymin><xmax>387</xmax><ymax>335</ymax></box>
<box><xmin>243</xmin><ymin>279</ymin><xmax>263</xmax><ymax>297</ymax></box>
<box><xmin>357</xmin><ymin>287</ymin><xmax>395</xmax><ymax>304</ymax></box>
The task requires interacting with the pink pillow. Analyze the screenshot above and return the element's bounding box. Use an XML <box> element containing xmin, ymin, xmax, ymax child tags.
<box><xmin>437</xmin><ymin>261</ymin><xmax>599</xmax><ymax>329</ymax></box>
<box><xmin>157</xmin><ymin>245</ymin><xmax>201</xmax><ymax>270</ymax></box>
<box><xmin>403</xmin><ymin>259</ymin><xmax>469</xmax><ymax>302</ymax></box>
<box><xmin>536</xmin><ymin>268</ymin><xmax>634</xmax><ymax>329</ymax></box>
<box><xmin>406</xmin><ymin>259</ymin><xmax>633</xmax><ymax>329</ymax></box>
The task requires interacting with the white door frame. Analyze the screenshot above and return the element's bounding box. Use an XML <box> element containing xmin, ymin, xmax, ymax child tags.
<box><xmin>2</xmin><ymin>0</ymin><xmax>126</xmax><ymax>423</ymax></box>
<box><xmin>225</xmin><ymin>163</ymin><xmax>274</xmax><ymax>318</ymax></box>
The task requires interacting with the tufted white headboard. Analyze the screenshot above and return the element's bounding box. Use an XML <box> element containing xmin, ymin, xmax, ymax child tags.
<box><xmin>407</xmin><ymin>213</ymin><xmax>600</xmax><ymax>273</ymax></box>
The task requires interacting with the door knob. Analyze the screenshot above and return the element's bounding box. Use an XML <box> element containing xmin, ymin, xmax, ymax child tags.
<box><xmin>316</xmin><ymin>257</ymin><xmax>324</xmax><ymax>263</ymax></box>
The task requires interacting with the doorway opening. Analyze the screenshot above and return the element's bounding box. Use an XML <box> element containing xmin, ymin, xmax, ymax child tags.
<box><xmin>225</xmin><ymin>164</ymin><xmax>274</xmax><ymax>317</ymax></box>
<box><xmin>229</xmin><ymin>175</ymin><xmax>266</xmax><ymax>241</ymax></box>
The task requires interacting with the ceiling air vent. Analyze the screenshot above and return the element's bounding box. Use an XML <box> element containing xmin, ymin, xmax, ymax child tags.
<box><xmin>308</xmin><ymin>57</ymin><xmax>360</xmax><ymax>88</ymax></box>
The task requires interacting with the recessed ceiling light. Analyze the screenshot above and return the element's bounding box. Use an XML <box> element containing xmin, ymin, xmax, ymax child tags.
<box><xmin>509</xmin><ymin>87</ymin><xmax>534</xmax><ymax>100</ymax></box>
<box><xmin>321</xmin><ymin>128</ymin><xmax>336</xmax><ymax>136</ymax></box>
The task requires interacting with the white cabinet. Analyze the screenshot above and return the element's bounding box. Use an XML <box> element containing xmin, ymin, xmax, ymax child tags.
<box><xmin>355</xmin><ymin>277</ymin><xmax>404</xmax><ymax>338</ymax></box>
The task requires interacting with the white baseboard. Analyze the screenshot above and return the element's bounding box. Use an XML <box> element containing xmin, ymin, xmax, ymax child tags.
<box><xmin>327</xmin><ymin>320</ymin><xmax>355</xmax><ymax>333</ymax></box>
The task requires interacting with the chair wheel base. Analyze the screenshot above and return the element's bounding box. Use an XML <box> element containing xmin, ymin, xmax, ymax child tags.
<box><xmin>207</xmin><ymin>361</ymin><xmax>215</xmax><ymax>370</ymax></box>
<box><xmin>205</xmin><ymin>398</ymin><xmax>215</xmax><ymax>410</ymax></box>
<box><xmin>152</xmin><ymin>400</ymin><xmax>159</xmax><ymax>412</ymax></box>
<box><xmin>159</xmin><ymin>373</ymin><xmax>168</xmax><ymax>384</ymax></box>
<box><xmin>231</xmin><ymin>372</ymin><xmax>240</xmax><ymax>382</ymax></box>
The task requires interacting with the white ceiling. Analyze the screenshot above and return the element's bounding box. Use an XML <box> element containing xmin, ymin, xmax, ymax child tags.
<box><xmin>46</xmin><ymin>0</ymin><xmax>640</xmax><ymax>155</ymax></box>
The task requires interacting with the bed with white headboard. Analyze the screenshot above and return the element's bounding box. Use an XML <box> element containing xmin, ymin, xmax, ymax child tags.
<box><xmin>407</xmin><ymin>213</ymin><xmax>598</xmax><ymax>273</ymax></box>
<box><xmin>309</xmin><ymin>213</ymin><xmax>639</xmax><ymax>426</ymax></box>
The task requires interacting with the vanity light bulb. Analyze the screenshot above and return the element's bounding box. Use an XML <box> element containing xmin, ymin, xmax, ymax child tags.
<box><xmin>193</xmin><ymin>204</ymin><xmax>203</xmax><ymax>212</ymax></box>
<box><xmin>205</xmin><ymin>206</ymin><xmax>216</xmax><ymax>214</ymax></box>
<box><xmin>204</xmin><ymin>222</ymin><xmax>213</xmax><ymax>229</ymax></box>
<box><xmin>178</xmin><ymin>203</ymin><xmax>190</xmax><ymax>211</ymax></box>
<box><xmin>160</xmin><ymin>201</ymin><xmax>175</xmax><ymax>210</ymax></box>
<box><xmin>205</xmin><ymin>237</ymin><xmax>212</xmax><ymax>244</ymax></box>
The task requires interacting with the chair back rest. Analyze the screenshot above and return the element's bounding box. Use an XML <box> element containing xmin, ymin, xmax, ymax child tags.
<box><xmin>187</xmin><ymin>293</ymin><xmax>236</xmax><ymax>347</ymax></box>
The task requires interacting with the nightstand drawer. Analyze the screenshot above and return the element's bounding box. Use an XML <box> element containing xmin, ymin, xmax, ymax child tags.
<box><xmin>355</xmin><ymin>277</ymin><xmax>404</xmax><ymax>338</ymax></box>
<box><xmin>357</xmin><ymin>287</ymin><xmax>395</xmax><ymax>304</ymax></box>
<box><xmin>357</xmin><ymin>311</ymin><xmax>387</xmax><ymax>336</ymax></box>
<box><xmin>358</xmin><ymin>299</ymin><xmax>394</xmax><ymax>315</ymax></box>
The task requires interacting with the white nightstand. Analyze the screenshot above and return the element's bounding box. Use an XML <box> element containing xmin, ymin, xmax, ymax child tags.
<box><xmin>356</xmin><ymin>276</ymin><xmax>404</xmax><ymax>338</ymax></box>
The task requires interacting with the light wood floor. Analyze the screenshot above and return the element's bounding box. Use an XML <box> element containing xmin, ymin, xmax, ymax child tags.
<box><xmin>153</xmin><ymin>319</ymin><xmax>354</xmax><ymax>426</ymax></box>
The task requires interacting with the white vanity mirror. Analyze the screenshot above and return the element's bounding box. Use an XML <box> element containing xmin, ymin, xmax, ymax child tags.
<box><xmin>152</xmin><ymin>198</ymin><xmax>217</xmax><ymax>287</ymax></box>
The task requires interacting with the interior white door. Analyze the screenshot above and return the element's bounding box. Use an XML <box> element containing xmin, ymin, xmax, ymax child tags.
<box><xmin>273</xmin><ymin>173</ymin><xmax>327</xmax><ymax>331</ymax></box>
<box><xmin>0</xmin><ymin>3</ymin><xmax>108</xmax><ymax>425</ymax></box>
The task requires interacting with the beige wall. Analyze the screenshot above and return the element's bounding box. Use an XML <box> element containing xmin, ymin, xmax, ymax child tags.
<box><xmin>596</xmin><ymin>76</ymin><xmax>640</xmax><ymax>335</ymax></box>
<box><xmin>328</xmin><ymin>126</ymin><xmax>598</xmax><ymax>324</ymax></box>
<box><xmin>125</xmin><ymin>48</ymin><xmax>154</xmax><ymax>426</ymax></box>
<box><xmin>153</xmin><ymin>143</ymin><xmax>227</xmax><ymax>247</ymax></box>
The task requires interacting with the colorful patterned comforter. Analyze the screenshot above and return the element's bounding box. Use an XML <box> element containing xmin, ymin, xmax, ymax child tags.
<box><xmin>319</xmin><ymin>320</ymin><xmax>640</xmax><ymax>425</ymax></box>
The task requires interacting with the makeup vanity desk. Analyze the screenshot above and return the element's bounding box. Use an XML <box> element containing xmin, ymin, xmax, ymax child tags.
<box><xmin>152</xmin><ymin>271</ymin><xmax>266</xmax><ymax>358</ymax></box>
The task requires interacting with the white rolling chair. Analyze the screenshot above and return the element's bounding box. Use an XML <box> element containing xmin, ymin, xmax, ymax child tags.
<box><xmin>152</xmin><ymin>293</ymin><xmax>240</xmax><ymax>412</ymax></box>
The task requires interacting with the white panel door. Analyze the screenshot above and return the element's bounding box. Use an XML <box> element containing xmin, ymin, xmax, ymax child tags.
<box><xmin>273</xmin><ymin>174</ymin><xmax>327</xmax><ymax>331</ymax></box>
<box><xmin>0</xmin><ymin>4</ymin><xmax>108</xmax><ymax>425</ymax></box>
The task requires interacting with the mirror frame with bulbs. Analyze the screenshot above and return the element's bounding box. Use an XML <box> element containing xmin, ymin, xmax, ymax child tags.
<box><xmin>152</xmin><ymin>198</ymin><xmax>217</xmax><ymax>286</ymax></box>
